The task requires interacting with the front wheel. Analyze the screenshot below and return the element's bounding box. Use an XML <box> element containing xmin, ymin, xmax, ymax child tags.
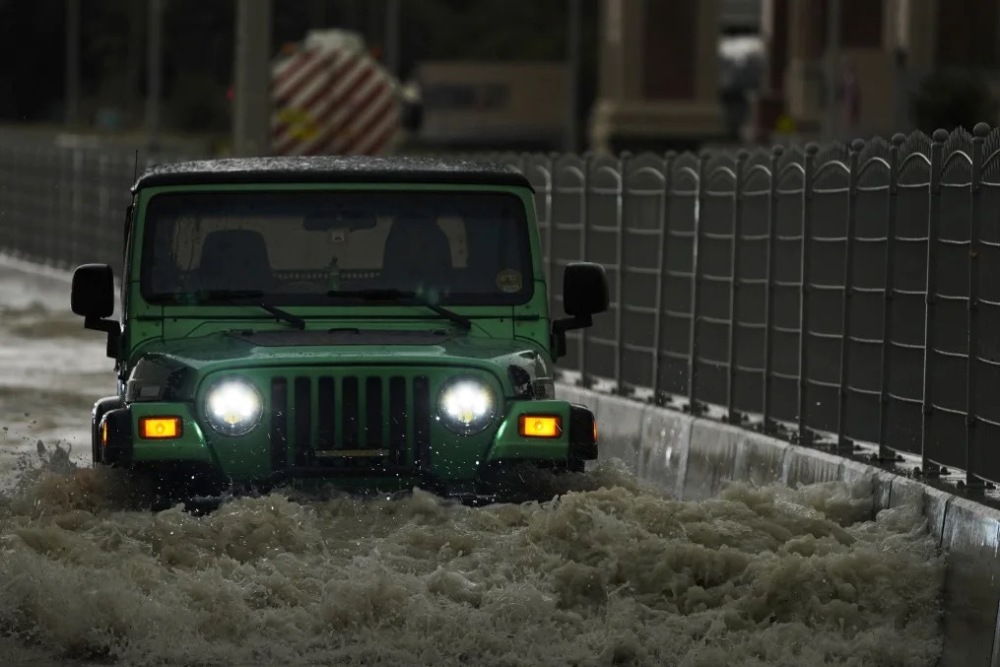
<box><xmin>472</xmin><ymin>458</ymin><xmax>591</xmax><ymax>503</ymax></box>
<box><xmin>125</xmin><ymin>463</ymin><xmax>229</xmax><ymax>514</ymax></box>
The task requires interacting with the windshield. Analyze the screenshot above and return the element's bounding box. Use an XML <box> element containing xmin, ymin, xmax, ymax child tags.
<box><xmin>139</xmin><ymin>190</ymin><xmax>533</xmax><ymax>306</ymax></box>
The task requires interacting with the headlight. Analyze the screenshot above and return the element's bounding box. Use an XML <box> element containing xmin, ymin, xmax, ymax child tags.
<box><xmin>203</xmin><ymin>376</ymin><xmax>263</xmax><ymax>436</ymax></box>
<box><xmin>437</xmin><ymin>377</ymin><xmax>496</xmax><ymax>435</ymax></box>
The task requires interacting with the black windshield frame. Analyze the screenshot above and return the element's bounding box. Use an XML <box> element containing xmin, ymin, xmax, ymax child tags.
<box><xmin>139</xmin><ymin>189</ymin><xmax>536</xmax><ymax>307</ymax></box>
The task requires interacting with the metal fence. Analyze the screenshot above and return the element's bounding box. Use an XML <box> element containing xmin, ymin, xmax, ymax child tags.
<box><xmin>2</xmin><ymin>125</ymin><xmax>1000</xmax><ymax>488</ymax></box>
<box><xmin>493</xmin><ymin>123</ymin><xmax>1000</xmax><ymax>490</ymax></box>
<box><xmin>0</xmin><ymin>129</ymin><xmax>193</xmax><ymax>276</ymax></box>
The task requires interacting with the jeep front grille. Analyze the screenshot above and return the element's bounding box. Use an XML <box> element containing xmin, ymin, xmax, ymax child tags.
<box><xmin>269</xmin><ymin>373</ymin><xmax>432</xmax><ymax>471</ymax></box>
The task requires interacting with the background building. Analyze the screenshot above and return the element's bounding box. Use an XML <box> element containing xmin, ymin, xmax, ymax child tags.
<box><xmin>590</xmin><ymin>0</ymin><xmax>1000</xmax><ymax>152</ymax></box>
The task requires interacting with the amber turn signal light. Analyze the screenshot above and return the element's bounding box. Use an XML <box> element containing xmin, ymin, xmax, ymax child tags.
<box><xmin>518</xmin><ymin>414</ymin><xmax>562</xmax><ymax>438</ymax></box>
<box><xmin>139</xmin><ymin>416</ymin><xmax>182</xmax><ymax>439</ymax></box>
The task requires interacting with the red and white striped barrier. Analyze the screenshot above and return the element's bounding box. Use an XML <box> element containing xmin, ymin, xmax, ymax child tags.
<box><xmin>270</xmin><ymin>31</ymin><xmax>401</xmax><ymax>157</ymax></box>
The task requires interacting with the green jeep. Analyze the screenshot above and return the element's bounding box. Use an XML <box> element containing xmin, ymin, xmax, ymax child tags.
<box><xmin>70</xmin><ymin>156</ymin><xmax>609</xmax><ymax>505</ymax></box>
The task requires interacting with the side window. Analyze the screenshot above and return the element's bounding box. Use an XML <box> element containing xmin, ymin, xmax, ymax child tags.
<box><xmin>123</xmin><ymin>204</ymin><xmax>132</xmax><ymax>252</ymax></box>
<box><xmin>121</xmin><ymin>201</ymin><xmax>135</xmax><ymax>316</ymax></box>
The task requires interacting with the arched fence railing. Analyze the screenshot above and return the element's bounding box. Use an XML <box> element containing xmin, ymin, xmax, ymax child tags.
<box><xmin>488</xmin><ymin>124</ymin><xmax>1000</xmax><ymax>492</ymax></box>
<box><xmin>2</xmin><ymin>124</ymin><xmax>999</xmax><ymax>491</ymax></box>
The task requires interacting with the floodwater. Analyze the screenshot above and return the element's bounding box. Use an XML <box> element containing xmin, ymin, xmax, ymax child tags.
<box><xmin>0</xmin><ymin>258</ymin><xmax>945</xmax><ymax>666</ymax></box>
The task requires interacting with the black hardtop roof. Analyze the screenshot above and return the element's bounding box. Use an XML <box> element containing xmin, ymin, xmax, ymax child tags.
<box><xmin>133</xmin><ymin>155</ymin><xmax>534</xmax><ymax>192</ymax></box>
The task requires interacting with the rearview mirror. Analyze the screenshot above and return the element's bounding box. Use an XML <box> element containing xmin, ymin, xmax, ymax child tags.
<box><xmin>71</xmin><ymin>263</ymin><xmax>120</xmax><ymax>358</ymax></box>
<box><xmin>551</xmin><ymin>262</ymin><xmax>609</xmax><ymax>359</ymax></box>
<box><xmin>303</xmin><ymin>210</ymin><xmax>378</xmax><ymax>231</ymax></box>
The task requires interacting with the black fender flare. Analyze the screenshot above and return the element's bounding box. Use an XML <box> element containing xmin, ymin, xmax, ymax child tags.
<box><xmin>98</xmin><ymin>406</ymin><xmax>133</xmax><ymax>467</ymax></box>
<box><xmin>91</xmin><ymin>396</ymin><xmax>123</xmax><ymax>464</ymax></box>
<box><xmin>567</xmin><ymin>403</ymin><xmax>597</xmax><ymax>461</ymax></box>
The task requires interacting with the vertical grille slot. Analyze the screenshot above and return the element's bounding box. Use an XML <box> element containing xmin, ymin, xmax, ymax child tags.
<box><xmin>389</xmin><ymin>376</ymin><xmax>407</xmax><ymax>466</ymax></box>
<box><xmin>413</xmin><ymin>375</ymin><xmax>431</xmax><ymax>468</ymax></box>
<box><xmin>270</xmin><ymin>378</ymin><xmax>288</xmax><ymax>471</ymax></box>
<box><xmin>365</xmin><ymin>377</ymin><xmax>383</xmax><ymax>450</ymax></box>
<box><xmin>316</xmin><ymin>377</ymin><xmax>335</xmax><ymax>451</ymax></box>
<box><xmin>342</xmin><ymin>377</ymin><xmax>360</xmax><ymax>449</ymax></box>
<box><xmin>293</xmin><ymin>377</ymin><xmax>311</xmax><ymax>466</ymax></box>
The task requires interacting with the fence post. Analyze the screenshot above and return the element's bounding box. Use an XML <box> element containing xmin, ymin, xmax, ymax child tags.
<box><xmin>544</xmin><ymin>154</ymin><xmax>557</xmax><ymax>299</ymax></box>
<box><xmin>576</xmin><ymin>152</ymin><xmax>593</xmax><ymax>388</ymax></box>
<box><xmin>686</xmin><ymin>151</ymin><xmax>709</xmax><ymax>416</ymax></box>
<box><xmin>835</xmin><ymin>139</ymin><xmax>863</xmax><ymax>455</ymax></box>
<box><xmin>761</xmin><ymin>145</ymin><xmax>783</xmax><ymax>436</ymax></box>
<box><xmin>544</xmin><ymin>154</ymin><xmax>560</xmax><ymax>384</ymax></box>
<box><xmin>52</xmin><ymin>147</ymin><xmax>65</xmax><ymax>266</ymax></box>
<box><xmin>965</xmin><ymin>122</ymin><xmax>988</xmax><ymax>488</ymax></box>
<box><xmin>797</xmin><ymin>143</ymin><xmax>819</xmax><ymax>446</ymax></box>
<box><xmin>651</xmin><ymin>152</ymin><xmax>676</xmax><ymax>406</ymax></box>
<box><xmin>726</xmin><ymin>150</ymin><xmax>748</xmax><ymax>424</ymax></box>
<box><xmin>0</xmin><ymin>142</ymin><xmax>8</xmax><ymax>256</ymax></box>
<box><xmin>70</xmin><ymin>147</ymin><xmax>85</xmax><ymax>270</ymax></box>
<box><xmin>877</xmin><ymin>133</ymin><xmax>905</xmax><ymax>464</ymax></box>
<box><xmin>920</xmin><ymin>129</ymin><xmax>948</xmax><ymax>477</ymax></box>
<box><xmin>614</xmin><ymin>152</ymin><xmax>631</xmax><ymax>395</ymax></box>
<box><xmin>11</xmin><ymin>145</ymin><xmax>24</xmax><ymax>259</ymax></box>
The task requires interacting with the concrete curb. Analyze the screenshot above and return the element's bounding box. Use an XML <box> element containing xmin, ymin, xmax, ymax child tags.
<box><xmin>558</xmin><ymin>382</ymin><xmax>1000</xmax><ymax>667</ymax></box>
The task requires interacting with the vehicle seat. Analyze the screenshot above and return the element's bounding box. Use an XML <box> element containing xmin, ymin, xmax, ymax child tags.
<box><xmin>381</xmin><ymin>217</ymin><xmax>453</xmax><ymax>288</ymax></box>
<box><xmin>197</xmin><ymin>229</ymin><xmax>275</xmax><ymax>292</ymax></box>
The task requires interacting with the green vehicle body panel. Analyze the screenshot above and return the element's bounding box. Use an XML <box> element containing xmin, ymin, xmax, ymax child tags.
<box><xmin>129</xmin><ymin>402</ymin><xmax>212</xmax><ymax>464</ymax></box>
<box><xmin>91</xmin><ymin>168</ymin><xmax>597</xmax><ymax>495</ymax></box>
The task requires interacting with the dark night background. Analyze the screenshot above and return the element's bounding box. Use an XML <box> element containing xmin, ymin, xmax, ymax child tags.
<box><xmin>0</xmin><ymin>0</ymin><xmax>599</xmax><ymax>134</ymax></box>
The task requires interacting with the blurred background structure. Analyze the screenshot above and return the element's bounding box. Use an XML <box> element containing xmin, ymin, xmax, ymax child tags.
<box><xmin>0</xmin><ymin>0</ymin><xmax>999</xmax><ymax>155</ymax></box>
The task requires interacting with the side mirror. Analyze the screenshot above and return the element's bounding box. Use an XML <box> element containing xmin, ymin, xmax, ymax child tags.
<box><xmin>72</xmin><ymin>264</ymin><xmax>115</xmax><ymax>318</ymax></box>
<box><xmin>551</xmin><ymin>262</ymin><xmax>609</xmax><ymax>358</ymax></box>
<box><xmin>563</xmin><ymin>262</ymin><xmax>609</xmax><ymax>317</ymax></box>
<box><xmin>72</xmin><ymin>264</ymin><xmax>120</xmax><ymax>358</ymax></box>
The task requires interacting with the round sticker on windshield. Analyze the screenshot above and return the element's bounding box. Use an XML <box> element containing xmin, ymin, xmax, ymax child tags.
<box><xmin>496</xmin><ymin>269</ymin><xmax>523</xmax><ymax>293</ymax></box>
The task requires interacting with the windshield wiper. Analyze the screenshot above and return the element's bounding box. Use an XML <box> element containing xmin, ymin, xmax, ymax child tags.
<box><xmin>192</xmin><ymin>290</ymin><xmax>306</xmax><ymax>330</ymax></box>
<box><xmin>327</xmin><ymin>288</ymin><xmax>472</xmax><ymax>330</ymax></box>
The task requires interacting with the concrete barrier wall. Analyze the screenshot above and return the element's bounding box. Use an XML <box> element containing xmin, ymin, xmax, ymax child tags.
<box><xmin>556</xmin><ymin>383</ymin><xmax>1000</xmax><ymax>667</ymax></box>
